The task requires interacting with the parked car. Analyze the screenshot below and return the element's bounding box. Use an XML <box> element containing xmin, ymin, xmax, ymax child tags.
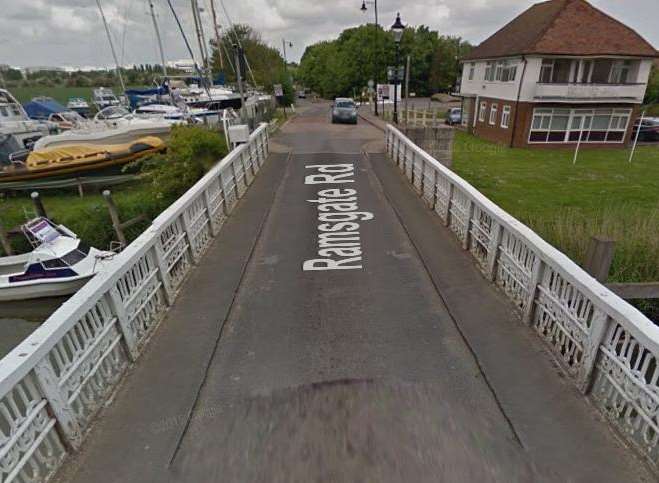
<box><xmin>632</xmin><ymin>117</ymin><xmax>659</xmax><ymax>142</ymax></box>
<box><xmin>445</xmin><ymin>107</ymin><xmax>462</xmax><ymax>126</ymax></box>
<box><xmin>297</xmin><ymin>91</ymin><xmax>307</xmax><ymax>99</ymax></box>
<box><xmin>331</xmin><ymin>98</ymin><xmax>358</xmax><ymax>125</ymax></box>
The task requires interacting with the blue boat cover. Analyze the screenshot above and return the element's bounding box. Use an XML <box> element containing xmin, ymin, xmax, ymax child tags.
<box><xmin>125</xmin><ymin>85</ymin><xmax>170</xmax><ymax>109</ymax></box>
<box><xmin>23</xmin><ymin>98</ymin><xmax>67</xmax><ymax>120</ymax></box>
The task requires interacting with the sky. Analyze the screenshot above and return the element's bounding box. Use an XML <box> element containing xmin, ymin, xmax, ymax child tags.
<box><xmin>0</xmin><ymin>0</ymin><xmax>657</xmax><ymax>69</ymax></box>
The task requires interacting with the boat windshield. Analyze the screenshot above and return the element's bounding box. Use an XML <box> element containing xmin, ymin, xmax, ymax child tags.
<box><xmin>96</xmin><ymin>106</ymin><xmax>129</xmax><ymax>120</ymax></box>
<box><xmin>42</xmin><ymin>242</ymin><xmax>91</xmax><ymax>269</ymax></box>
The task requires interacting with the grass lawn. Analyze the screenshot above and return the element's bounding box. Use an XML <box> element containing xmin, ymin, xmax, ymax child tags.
<box><xmin>452</xmin><ymin>131</ymin><xmax>659</xmax><ymax>285</ymax></box>
<box><xmin>0</xmin><ymin>183</ymin><xmax>157</xmax><ymax>256</ymax></box>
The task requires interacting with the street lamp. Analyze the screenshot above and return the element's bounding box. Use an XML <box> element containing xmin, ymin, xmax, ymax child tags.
<box><xmin>360</xmin><ymin>0</ymin><xmax>380</xmax><ymax>116</ymax></box>
<box><xmin>390</xmin><ymin>12</ymin><xmax>405</xmax><ymax>124</ymax></box>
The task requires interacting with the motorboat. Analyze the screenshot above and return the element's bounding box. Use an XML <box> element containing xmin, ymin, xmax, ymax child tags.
<box><xmin>134</xmin><ymin>103</ymin><xmax>223</xmax><ymax>127</ymax></box>
<box><xmin>66</xmin><ymin>97</ymin><xmax>91</xmax><ymax>118</ymax></box>
<box><xmin>92</xmin><ymin>87</ymin><xmax>121</xmax><ymax>111</ymax></box>
<box><xmin>23</xmin><ymin>97</ymin><xmax>86</xmax><ymax>131</ymax></box>
<box><xmin>33</xmin><ymin>106</ymin><xmax>174</xmax><ymax>150</ymax></box>
<box><xmin>0</xmin><ymin>89</ymin><xmax>56</xmax><ymax>166</ymax></box>
<box><xmin>0</xmin><ymin>218</ymin><xmax>114</xmax><ymax>302</ymax></box>
<box><xmin>0</xmin><ymin>136</ymin><xmax>165</xmax><ymax>182</ymax></box>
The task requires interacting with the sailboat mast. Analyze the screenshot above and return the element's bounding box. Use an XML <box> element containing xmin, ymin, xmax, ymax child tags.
<box><xmin>208</xmin><ymin>0</ymin><xmax>223</xmax><ymax>70</ymax></box>
<box><xmin>95</xmin><ymin>0</ymin><xmax>126</xmax><ymax>93</ymax></box>
<box><xmin>148</xmin><ymin>0</ymin><xmax>168</xmax><ymax>76</ymax></box>
<box><xmin>191</xmin><ymin>0</ymin><xmax>212</xmax><ymax>84</ymax></box>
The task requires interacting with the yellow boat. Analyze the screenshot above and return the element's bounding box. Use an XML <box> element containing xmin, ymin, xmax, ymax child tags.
<box><xmin>0</xmin><ymin>136</ymin><xmax>165</xmax><ymax>183</ymax></box>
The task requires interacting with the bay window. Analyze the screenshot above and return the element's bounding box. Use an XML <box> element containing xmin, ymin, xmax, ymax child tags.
<box><xmin>529</xmin><ymin>108</ymin><xmax>631</xmax><ymax>143</ymax></box>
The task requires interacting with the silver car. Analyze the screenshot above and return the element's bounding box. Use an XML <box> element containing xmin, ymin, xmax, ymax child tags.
<box><xmin>331</xmin><ymin>98</ymin><xmax>358</xmax><ymax>125</ymax></box>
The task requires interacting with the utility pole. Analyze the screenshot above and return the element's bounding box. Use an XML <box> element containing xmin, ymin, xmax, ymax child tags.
<box><xmin>233</xmin><ymin>44</ymin><xmax>247</xmax><ymax>120</ymax></box>
<box><xmin>148</xmin><ymin>0</ymin><xmax>168</xmax><ymax>76</ymax></box>
<box><xmin>208</xmin><ymin>0</ymin><xmax>223</xmax><ymax>70</ymax></box>
<box><xmin>361</xmin><ymin>0</ymin><xmax>379</xmax><ymax>116</ymax></box>
<box><xmin>96</xmin><ymin>0</ymin><xmax>126</xmax><ymax>93</ymax></box>
<box><xmin>404</xmin><ymin>55</ymin><xmax>410</xmax><ymax>124</ymax></box>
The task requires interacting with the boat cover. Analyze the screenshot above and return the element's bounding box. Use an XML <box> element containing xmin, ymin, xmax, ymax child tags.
<box><xmin>125</xmin><ymin>86</ymin><xmax>169</xmax><ymax>109</ymax></box>
<box><xmin>23</xmin><ymin>97</ymin><xmax>67</xmax><ymax>120</ymax></box>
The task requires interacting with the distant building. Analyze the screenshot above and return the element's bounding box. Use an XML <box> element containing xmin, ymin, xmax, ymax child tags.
<box><xmin>458</xmin><ymin>0</ymin><xmax>658</xmax><ymax>148</ymax></box>
<box><xmin>24</xmin><ymin>66</ymin><xmax>66</xmax><ymax>74</ymax></box>
<box><xmin>166</xmin><ymin>59</ymin><xmax>195</xmax><ymax>74</ymax></box>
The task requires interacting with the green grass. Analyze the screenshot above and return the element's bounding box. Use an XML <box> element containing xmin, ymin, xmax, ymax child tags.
<box><xmin>452</xmin><ymin>132</ymin><xmax>659</xmax><ymax>284</ymax></box>
<box><xmin>0</xmin><ymin>184</ymin><xmax>156</xmax><ymax>255</ymax></box>
<box><xmin>11</xmin><ymin>86</ymin><xmax>147</xmax><ymax>106</ymax></box>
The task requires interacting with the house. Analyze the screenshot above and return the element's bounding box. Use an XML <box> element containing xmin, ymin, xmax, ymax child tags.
<box><xmin>458</xmin><ymin>0</ymin><xmax>657</xmax><ymax>148</ymax></box>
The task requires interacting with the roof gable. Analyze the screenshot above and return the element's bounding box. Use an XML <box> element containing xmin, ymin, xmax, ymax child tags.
<box><xmin>463</xmin><ymin>0</ymin><xmax>657</xmax><ymax>60</ymax></box>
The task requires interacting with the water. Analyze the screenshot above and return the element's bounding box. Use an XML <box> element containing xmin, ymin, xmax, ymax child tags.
<box><xmin>0</xmin><ymin>297</ymin><xmax>69</xmax><ymax>358</ymax></box>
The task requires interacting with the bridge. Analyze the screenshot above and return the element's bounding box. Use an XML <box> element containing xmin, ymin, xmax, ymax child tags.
<box><xmin>1</xmin><ymin>103</ymin><xmax>657</xmax><ymax>482</ymax></box>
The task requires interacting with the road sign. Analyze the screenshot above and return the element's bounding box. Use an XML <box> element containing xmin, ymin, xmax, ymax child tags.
<box><xmin>274</xmin><ymin>84</ymin><xmax>284</xmax><ymax>97</ymax></box>
<box><xmin>368</xmin><ymin>80</ymin><xmax>374</xmax><ymax>88</ymax></box>
<box><xmin>387</xmin><ymin>66</ymin><xmax>405</xmax><ymax>83</ymax></box>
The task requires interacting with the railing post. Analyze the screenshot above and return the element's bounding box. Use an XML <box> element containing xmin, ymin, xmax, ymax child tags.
<box><xmin>106</xmin><ymin>289</ymin><xmax>140</xmax><ymax>361</ymax></box>
<box><xmin>462</xmin><ymin>199</ymin><xmax>474</xmax><ymax>250</ymax></box>
<box><xmin>444</xmin><ymin>183</ymin><xmax>454</xmax><ymax>227</ymax></box>
<box><xmin>523</xmin><ymin>257</ymin><xmax>545</xmax><ymax>325</ymax></box>
<box><xmin>577</xmin><ymin>308</ymin><xmax>610</xmax><ymax>394</ymax></box>
<box><xmin>203</xmin><ymin>187</ymin><xmax>218</xmax><ymax>237</ymax></box>
<box><xmin>430</xmin><ymin>168</ymin><xmax>438</xmax><ymax>210</ymax></box>
<box><xmin>486</xmin><ymin>222</ymin><xmax>503</xmax><ymax>281</ymax></box>
<box><xmin>33</xmin><ymin>360</ymin><xmax>83</xmax><ymax>450</ymax></box>
<box><xmin>152</xmin><ymin>238</ymin><xmax>175</xmax><ymax>305</ymax></box>
<box><xmin>181</xmin><ymin>213</ymin><xmax>200</xmax><ymax>265</ymax></box>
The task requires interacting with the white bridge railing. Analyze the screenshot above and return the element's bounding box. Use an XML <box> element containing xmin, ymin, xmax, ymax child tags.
<box><xmin>387</xmin><ymin>124</ymin><xmax>659</xmax><ymax>469</ymax></box>
<box><xmin>0</xmin><ymin>124</ymin><xmax>270</xmax><ymax>482</ymax></box>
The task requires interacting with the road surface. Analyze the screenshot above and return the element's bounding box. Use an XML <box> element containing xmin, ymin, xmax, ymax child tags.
<box><xmin>55</xmin><ymin>102</ymin><xmax>653</xmax><ymax>483</ymax></box>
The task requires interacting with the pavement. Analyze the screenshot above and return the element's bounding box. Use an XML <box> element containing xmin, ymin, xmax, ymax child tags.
<box><xmin>55</xmin><ymin>101</ymin><xmax>653</xmax><ymax>483</ymax></box>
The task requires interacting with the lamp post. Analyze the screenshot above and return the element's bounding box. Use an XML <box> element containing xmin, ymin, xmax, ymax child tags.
<box><xmin>360</xmin><ymin>0</ymin><xmax>379</xmax><ymax>116</ymax></box>
<box><xmin>390</xmin><ymin>12</ymin><xmax>405</xmax><ymax>124</ymax></box>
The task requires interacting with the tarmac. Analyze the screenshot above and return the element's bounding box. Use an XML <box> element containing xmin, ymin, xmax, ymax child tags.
<box><xmin>55</xmin><ymin>102</ymin><xmax>653</xmax><ymax>483</ymax></box>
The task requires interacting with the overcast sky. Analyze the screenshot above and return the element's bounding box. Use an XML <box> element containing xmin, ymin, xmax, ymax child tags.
<box><xmin>0</xmin><ymin>0</ymin><xmax>657</xmax><ymax>68</ymax></box>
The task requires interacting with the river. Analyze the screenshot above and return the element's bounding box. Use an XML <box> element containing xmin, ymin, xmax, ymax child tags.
<box><xmin>0</xmin><ymin>297</ymin><xmax>69</xmax><ymax>358</ymax></box>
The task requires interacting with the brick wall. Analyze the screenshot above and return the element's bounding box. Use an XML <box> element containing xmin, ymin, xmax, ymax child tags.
<box><xmin>473</xmin><ymin>96</ymin><xmax>517</xmax><ymax>146</ymax></box>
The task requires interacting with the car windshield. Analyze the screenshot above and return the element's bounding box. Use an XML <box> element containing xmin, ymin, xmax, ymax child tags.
<box><xmin>336</xmin><ymin>102</ymin><xmax>355</xmax><ymax>109</ymax></box>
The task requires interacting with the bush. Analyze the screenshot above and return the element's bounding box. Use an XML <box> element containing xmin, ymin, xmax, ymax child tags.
<box><xmin>138</xmin><ymin>125</ymin><xmax>229</xmax><ymax>205</ymax></box>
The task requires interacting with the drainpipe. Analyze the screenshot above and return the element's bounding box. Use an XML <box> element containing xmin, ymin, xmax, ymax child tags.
<box><xmin>509</xmin><ymin>55</ymin><xmax>528</xmax><ymax>148</ymax></box>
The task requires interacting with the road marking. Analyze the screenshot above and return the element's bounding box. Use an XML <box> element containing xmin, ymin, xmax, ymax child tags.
<box><xmin>303</xmin><ymin>164</ymin><xmax>374</xmax><ymax>271</ymax></box>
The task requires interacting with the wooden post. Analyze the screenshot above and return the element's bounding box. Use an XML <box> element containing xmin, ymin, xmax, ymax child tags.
<box><xmin>31</xmin><ymin>192</ymin><xmax>47</xmax><ymax>218</ymax></box>
<box><xmin>102</xmin><ymin>190</ymin><xmax>127</xmax><ymax>248</ymax></box>
<box><xmin>583</xmin><ymin>236</ymin><xmax>616</xmax><ymax>283</ymax></box>
<box><xmin>0</xmin><ymin>221</ymin><xmax>13</xmax><ymax>255</ymax></box>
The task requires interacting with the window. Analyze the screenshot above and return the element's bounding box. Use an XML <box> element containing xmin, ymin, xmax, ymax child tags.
<box><xmin>484</xmin><ymin>62</ymin><xmax>495</xmax><ymax>82</ymax></box>
<box><xmin>489</xmin><ymin>103</ymin><xmax>498</xmax><ymax>125</ymax></box>
<box><xmin>539</xmin><ymin>60</ymin><xmax>554</xmax><ymax>83</ymax></box>
<box><xmin>495</xmin><ymin>62</ymin><xmax>504</xmax><ymax>82</ymax></box>
<box><xmin>468</xmin><ymin>63</ymin><xmax>475</xmax><ymax>81</ymax></box>
<box><xmin>478</xmin><ymin>101</ymin><xmax>487</xmax><ymax>122</ymax></box>
<box><xmin>610</xmin><ymin>60</ymin><xmax>632</xmax><ymax>84</ymax></box>
<box><xmin>501</xmin><ymin>105</ymin><xmax>511</xmax><ymax>128</ymax></box>
<box><xmin>529</xmin><ymin>108</ymin><xmax>631</xmax><ymax>143</ymax></box>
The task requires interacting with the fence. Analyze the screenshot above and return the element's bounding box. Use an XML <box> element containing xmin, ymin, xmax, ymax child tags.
<box><xmin>0</xmin><ymin>124</ymin><xmax>270</xmax><ymax>483</ymax></box>
<box><xmin>382</xmin><ymin>106</ymin><xmax>446</xmax><ymax>127</ymax></box>
<box><xmin>386</xmin><ymin>124</ymin><xmax>659</xmax><ymax>470</ymax></box>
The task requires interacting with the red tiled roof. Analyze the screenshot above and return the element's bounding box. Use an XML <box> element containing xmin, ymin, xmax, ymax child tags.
<box><xmin>463</xmin><ymin>0</ymin><xmax>657</xmax><ymax>60</ymax></box>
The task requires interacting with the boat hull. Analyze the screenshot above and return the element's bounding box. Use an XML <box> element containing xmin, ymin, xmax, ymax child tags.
<box><xmin>0</xmin><ymin>275</ymin><xmax>92</xmax><ymax>302</ymax></box>
<box><xmin>33</xmin><ymin>124</ymin><xmax>171</xmax><ymax>150</ymax></box>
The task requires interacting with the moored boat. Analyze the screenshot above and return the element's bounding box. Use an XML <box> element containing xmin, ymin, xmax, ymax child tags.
<box><xmin>0</xmin><ymin>218</ymin><xmax>114</xmax><ymax>302</ymax></box>
<box><xmin>33</xmin><ymin>106</ymin><xmax>173</xmax><ymax>150</ymax></box>
<box><xmin>0</xmin><ymin>136</ymin><xmax>165</xmax><ymax>182</ymax></box>
<box><xmin>67</xmin><ymin>97</ymin><xmax>91</xmax><ymax>118</ymax></box>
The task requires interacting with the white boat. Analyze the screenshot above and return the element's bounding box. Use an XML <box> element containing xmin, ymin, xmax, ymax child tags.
<box><xmin>0</xmin><ymin>218</ymin><xmax>113</xmax><ymax>302</ymax></box>
<box><xmin>92</xmin><ymin>87</ymin><xmax>121</xmax><ymax>111</ymax></box>
<box><xmin>66</xmin><ymin>97</ymin><xmax>91</xmax><ymax>118</ymax></box>
<box><xmin>0</xmin><ymin>89</ymin><xmax>55</xmax><ymax>165</ymax></box>
<box><xmin>134</xmin><ymin>103</ymin><xmax>224</xmax><ymax>127</ymax></box>
<box><xmin>33</xmin><ymin>106</ymin><xmax>174</xmax><ymax>150</ymax></box>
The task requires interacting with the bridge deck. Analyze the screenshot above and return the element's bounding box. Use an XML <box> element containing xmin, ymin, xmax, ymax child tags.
<box><xmin>56</xmin><ymin>104</ymin><xmax>651</xmax><ymax>482</ymax></box>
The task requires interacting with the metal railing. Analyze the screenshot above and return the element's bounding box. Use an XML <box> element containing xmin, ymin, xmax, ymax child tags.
<box><xmin>386</xmin><ymin>124</ymin><xmax>659</xmax><ymax>469</ymax></box>
<box><xmin>0</xmin><ymin>123</ymin><xmax>270</xmax><ymax>482</ymax></box>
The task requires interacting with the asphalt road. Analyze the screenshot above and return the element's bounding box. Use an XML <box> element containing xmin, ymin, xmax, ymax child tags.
<box><xmin>56</xmin><ymin>102</ymin><xmax>653</xmax><ymax>483</ymax></box>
